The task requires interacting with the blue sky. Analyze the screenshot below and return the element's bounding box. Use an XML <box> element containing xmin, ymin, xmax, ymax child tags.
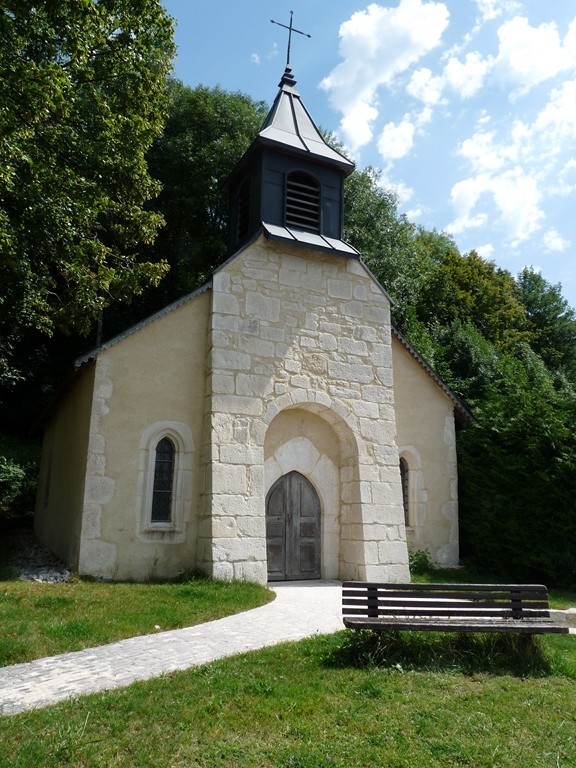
<box><xmin>162</xmin><ymin>0</ymin><xmax>576</xmax><ymax>310</ymax></box>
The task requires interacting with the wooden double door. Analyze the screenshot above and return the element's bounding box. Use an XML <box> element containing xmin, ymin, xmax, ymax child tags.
<box><xmin>266</xmin><ymin>471</ymin><xmax>321</xmax><ymax>581</ymax></box>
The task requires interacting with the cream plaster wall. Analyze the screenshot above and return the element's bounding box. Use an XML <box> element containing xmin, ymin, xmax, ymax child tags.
<box><xmin>35</xmin><ymin>363</ymin><xmax>96</xmax><ymax>569</ymax></box>
<box><xmin>76</xmin><ymin>290</ymin><xmax>210</xmax><ymax>580</ymax></box>
<box><xmin>36</xmin><ymin>238</ymin><xmax>459</xmax><ymax>583</ymax></box>
<box><xmin>202</xmin><ymin>236</ymin><xmax>410</xmax><ymax>584</ymax></box>
<box><xmin>392</xmin><ymin>336</ymin><xmax>459</xmax><ymax>566</ymax></box>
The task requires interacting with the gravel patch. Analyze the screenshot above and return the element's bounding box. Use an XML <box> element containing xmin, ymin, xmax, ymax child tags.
<box><xmin>6</xmin><ymin>528</ymin><xmax>71</xmax><ymax>583</ymax></box>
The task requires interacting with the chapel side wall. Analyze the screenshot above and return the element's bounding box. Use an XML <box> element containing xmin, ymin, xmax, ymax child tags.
<box><xmin>203</xmin><ymin>237</ymin><xmax>410</xmax><ymax>584</ymax></box>
<box><xmin>391</xmin><ymin>336</ymin><xmax>459</xmax><ymax>566</ymax></box>
<box><xmin>34</xmin><ymin>363</ymin><xmax>96</xmax><ymax>569</ymax></box>
<box><xmin>77</xmin><ymin>291</ymin><xmax>210</xmax><ymax>581</ymax></box>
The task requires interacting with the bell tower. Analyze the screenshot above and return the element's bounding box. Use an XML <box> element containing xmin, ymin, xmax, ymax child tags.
<box><xmin>226</xmin><ymin>65</ymin><xmax>358</xmax><ymax>258</ymax></box>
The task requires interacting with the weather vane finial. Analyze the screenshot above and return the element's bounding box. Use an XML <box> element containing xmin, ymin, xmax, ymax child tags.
<box><xmin>271</xmin><ymin>11</ymin><xmax>311</xmax><ymax>68</ymax></box>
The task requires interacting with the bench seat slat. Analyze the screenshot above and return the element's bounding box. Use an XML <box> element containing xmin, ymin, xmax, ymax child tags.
<box><xmin>343</xmin><ymin>617</ymin><xmax>569</xmax><ymax>634</ymax></box>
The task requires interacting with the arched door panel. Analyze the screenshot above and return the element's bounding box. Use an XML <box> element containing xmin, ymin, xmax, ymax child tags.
<box><xmin>266</xmin><ymin>471</ymin><xmax>321</xmax><ymax>581</ymax></box>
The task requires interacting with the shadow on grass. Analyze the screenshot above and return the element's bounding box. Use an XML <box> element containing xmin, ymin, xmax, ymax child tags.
<box><xmin>325</xmin><ymin>629</ymin><xmax>553</xmax><ymax>677</ymax></box>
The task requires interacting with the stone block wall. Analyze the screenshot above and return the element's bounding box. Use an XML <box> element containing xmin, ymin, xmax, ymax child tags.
<box><xmin>200</xmin><ymin>236</ymin><xmax>410</xmax><ymax>583</ymax></box>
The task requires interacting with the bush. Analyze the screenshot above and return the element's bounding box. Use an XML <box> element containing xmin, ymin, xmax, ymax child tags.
<box><xmin>458</xmin><ymin>348</ymin><xmax>576</xmax><ymax>589</ymax></box>
<box><xmin>0</xmin><ymin>433</ymin><xmax>40</xmax><ymax>529</ymax></box>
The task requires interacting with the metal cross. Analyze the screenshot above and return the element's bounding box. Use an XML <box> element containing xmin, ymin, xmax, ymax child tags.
<box><xmin>271</xmin><ymin>11</ymin><xmax>311</xmax><ymax>68</ymax></box>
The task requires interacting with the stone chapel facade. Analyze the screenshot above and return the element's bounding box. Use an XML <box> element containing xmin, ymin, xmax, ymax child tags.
<box><xmin>34</xmin><ymin>67</ymin><xmax>469</xmax><ymax>584</ymax></box>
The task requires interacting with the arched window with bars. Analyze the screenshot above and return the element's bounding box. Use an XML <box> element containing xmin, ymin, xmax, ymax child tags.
<box><xmin>151</xmin><ymin>436</ymin><xmax>175</xmax><ymax>523</ymax></box>
<box><xmin>399</xmin><ymin>456</ymin><xmax>410</xmax><ymax>528</ymax></box>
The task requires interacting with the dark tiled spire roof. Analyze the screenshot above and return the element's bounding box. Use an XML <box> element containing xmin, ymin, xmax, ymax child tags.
<box><xmin>257</xmin><ymin>67</ymin><xmax>354</xmax><ymax>174</ymax></box>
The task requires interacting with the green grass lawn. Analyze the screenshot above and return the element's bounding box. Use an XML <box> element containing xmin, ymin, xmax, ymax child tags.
<box><xmin>1</xmin><ymin>555</ymin><xmax>575</xmax><ymax>767</ymax></box>
<box><xmin>0</xmin><ymin>572</ymin><xmax>274</xmax><ymax>667</ymax></box>
<box><xmin>2</xmin><ymin>630</ymin><xmax>575</xmax><ymax>767</ymax></box>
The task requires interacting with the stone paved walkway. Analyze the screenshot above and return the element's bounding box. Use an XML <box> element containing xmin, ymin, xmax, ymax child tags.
<box><xmin>1</xmin><ymin>582</ymin><xmax>574</xmax><ymax>717</ymax></box>
<box><xmin>0</xmin><ymin>581</ymin><xmax>344</xmax><ymax>716</ymax></box>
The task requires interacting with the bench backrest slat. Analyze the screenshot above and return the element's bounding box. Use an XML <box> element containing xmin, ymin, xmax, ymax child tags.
<box><xmin>342</xmin><ymin>582</ymin><xmax>551</xmax><ymax>620</ymax></box>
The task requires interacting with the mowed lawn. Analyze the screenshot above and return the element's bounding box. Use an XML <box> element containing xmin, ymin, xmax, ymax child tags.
<box><xmin>0</xmin><ymin>571</ymin><xmax>274</xmax><ymax>667</ymax></box>
<box><xmin>1</xmin><ymin>559</ymin><xmax>576</xmax><ymax>768</ymax></box>
<box><xmin>1</xmin><ymin>629</ymin><xmax>576</xmax><ymax>768</ymax></box>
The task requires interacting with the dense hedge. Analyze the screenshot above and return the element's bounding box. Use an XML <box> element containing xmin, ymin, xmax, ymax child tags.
<box><xmin>458</xmin><ymin>348</ymin><xmax>576</xmax><ymax>589</ymax></box>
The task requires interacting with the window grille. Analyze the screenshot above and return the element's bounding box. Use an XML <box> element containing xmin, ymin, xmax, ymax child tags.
<box><xmin>285</xmin><ymin>171</ymin><xmax>320</xmax><ymax>232</ymax></box>
<box><xmin>151</xmin><ymin>437</ymin><xmax>175</xmax><ymax>523</ymax></box>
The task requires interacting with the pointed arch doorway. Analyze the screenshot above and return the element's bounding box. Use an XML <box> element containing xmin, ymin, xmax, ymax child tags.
<box><xmin>266</xmin><ymin>471</ymin><xmax>321</xmax><ymax>581</ymax></box>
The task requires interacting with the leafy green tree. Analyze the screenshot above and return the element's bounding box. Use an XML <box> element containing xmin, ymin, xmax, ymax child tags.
<box><xmin>417</xmin><ymin>249</ymin><xmax>530</xmax><ymax>351</ymax></box>
<box><xmin>343</xmin><ymin>167</ymin><xmax>436</xmax><ymax>335</ymax></box>
<box><xmin>432</xmin><ymin>320</ymin><xmax>501</xmax><ymax>404</ymax></box>
<box><xmin>517</xmin><ymin>267</ymin><xmax>576</xmax><ymax>379</ymax></box>
<box><xmin>458</xmin><ymin>345</ymin><xmax>576</xmax><ymax>587</ymax></box>
<box><xmin>144</xmin><ymin>80</ymin><xmax>268</xmax><ymax>303</ymax></box>
<box><xmin>0</xmin><ymin>1</ymin><xmax>175</xmax><ymax>386</ymax></box>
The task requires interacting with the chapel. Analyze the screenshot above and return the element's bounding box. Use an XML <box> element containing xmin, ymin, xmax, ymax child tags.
<box><xmin>34</xmin><ymin>65</ymin><xmax>469</xmax><ymax>584</ymax></box>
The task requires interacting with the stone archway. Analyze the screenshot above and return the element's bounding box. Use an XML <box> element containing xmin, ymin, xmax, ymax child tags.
<box><xmin>263</xmin><ymin>405</ymin><xmax>351</xmax><ymax>580</ymax></box>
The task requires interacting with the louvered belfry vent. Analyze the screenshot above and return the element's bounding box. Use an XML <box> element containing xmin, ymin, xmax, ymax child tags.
<box><xmin>285</xmin><ymin>171</ymin><xmax>321</xmax><ymax>233</ymax></box>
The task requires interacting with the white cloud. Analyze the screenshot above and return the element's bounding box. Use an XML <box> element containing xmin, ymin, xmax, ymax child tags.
<box><xmin>476</xmin><ymin>243</ymin><xmax>495</xmax><ymax>259</ymax></box>
<box><xmin>553</xmin><ymin>158</ymin><xmax>576</xmax><ymax>196</ymax></box>
<box><xmin>447</xmin><ymin>175</ymin><xmax>490</xmax><ymax>233</ymax></box>
<box><xmin>447</xmin><ymin>168</ymin><xmax>544</xmax><ymax>245</ymax></box>
<box><xmin>250</xmin><ymin>53</ymin><xmax>260</xmax><ymax>65</ymax></box>
<box><xmin>534</xmin><ymin>78</ymin><xmax>576</xmax><ymax>144</ymax></box>
<box><xmin>407</xmin><ymin>67</ymin><xmax>445</xmax><ymax>104</ymax></box>
<box><xmin>491</xmin><ymin>169</ymin><xmax>544</xmax><ymax>244</ymax></box>
<box><xmin>543</xmin><ymin>229</ymin><xmax>570</xmax><ymax>253</ymax></box>
<box><xmin>379</xmin><ymin>173</ymin><xmax>415</xmax><ymax>204</ymax></box>
<box><xmin>474</xmin><ymin>0</ymin><xmax>521</xmax><ymax>23</ymax></box>
<box><xmin>443</xmin><ymin>15</ymin><xmax>576</xmax><ymax>102</ymax></box>
<box><xmin>406</xmin><ymin>206</ymin><xmax>424</xmax><ymax>219</ymax></box>
<box><xmin>496</xmin><ymin>16</ymin><xmax>575</xmax><ymax>94</ymax></box>
<box><xmin>392</xmin><ymin>180</ymin><xmax>415</xmax><ymax>205</ymax></box>
<box><xmin>457</xmin><ymin>129</ymin><xmax>520</xmax><ymax>173</ymax></box>
<box><xmin>320</xmin><ymin>0</ymin><xmax>449</xmax><ymax>151</ymax></box>
<box><xmin>378</xmin><ymin>118</ymin><xmax>416</xmax><ymax>160</ymax></box>
<box><xmin>416</xmin><ymin>106</ymin><xmax>434</xmax><ymax>126</ymax></box>
<box><xmin>447</xmin><ymin>65</ymin><xmax>576</xmax><ymax>245</ymax></box>
<box><xmin>444</xmin><ymin>51</ymin><xmax>494</xmax><ymax>97</ymax></box>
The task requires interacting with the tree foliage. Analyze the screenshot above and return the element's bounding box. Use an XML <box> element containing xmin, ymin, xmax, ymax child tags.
<box><xmin>517</xmin><ymin>267</ymin><xmax>576</xmax><ymax>378</ymax></box>
<box><xmin>144</xmin><ymin>80</ymin><xmax>268</xmax><ymax>302</ymax></box>
<box><xmin>417</xmin><ymin>249</ymin><xmax>530</xmax><ymax>351</ymax></box>
<box><xmin>0</xmin><ymin>1</ymin><xmax>175</xmax><ymax>385</ymax></box>
<box><xmin>343</xmin><ymin>167</ymin><xmax>434</xmax><ymax>333</ymax></box>
<box><xmin>458</xmin><ymin>347</ymin><xmax>576</xmax><ymax>586</ymax></box>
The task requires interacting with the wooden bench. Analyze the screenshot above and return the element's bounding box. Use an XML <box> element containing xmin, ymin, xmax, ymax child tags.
<box><xmin>342</xmin><ymin>582</ymin><xmax>570</xmax><ymax>635</ymax></box>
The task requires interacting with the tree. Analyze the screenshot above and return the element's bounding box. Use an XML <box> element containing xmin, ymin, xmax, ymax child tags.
<box><xmin>517</xmin><ymin>267</ymin><xmax>576</xmax><ymax>380</ymax></box>
<box><xmin>458</xmin><ymin>345</ymin><xmax>576</xmax><ymax>587</ymax></box>
<box><xmin>417</xmin><ymin>249</ymin><xmax>530</xmax><ymax>351</ymax></box>
<box><xmin>0</xmin><ymin>1</ymin><xmax>175</xmax><ymax>386</ymax></box>
<box><xmin>143</xmin><ymin>81</ymin><xmax>268</xmax><ymax>304</ymax></box>
<box><xmin>343</xmin><ymin>167</ymin><xmax>436</xmax><ymax>335</ymax></box>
